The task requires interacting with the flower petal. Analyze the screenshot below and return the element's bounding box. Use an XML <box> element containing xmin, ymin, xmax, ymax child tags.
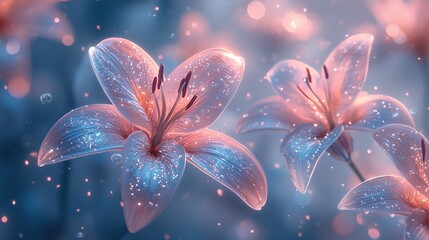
<box><xmin>89</xmin><ymin>38</ymin><xmax>159</xmax><ymax>130</ymax></box>
<box><xmin>322</xmin><ymin>34</ymin><xmax>374</xmax><ymax>112</ymax></box>
<box><xmin>338</xmin><ymin>176</ymin><xmax>418</xmax><ymax>215</ymax></box>
<box><xmin>163</xmin><ymin>48</ymin><xmax>245</xmax><ymax>132</ymax></box>
<box><xmin>121</xmin><ymin>131</ymin><xmax>186</xmax><ymax>232</ymax></box>
<box><xmin>38</xmin><ymin>104</ymin><xmax>133</xmax><ymax>166</ymax></box>
<box><xmin>175</xmin><ymin>129</ymin><xmax>267</xmax><ymax>210</ymax></box>
<box><xmin>343</xmin><ymin>94</ymin><xmax>415</xmax><ymax>131</ymax></box>
<box><xmin>373</xmin><ymin>124</ymin><xmax>429</xmax><ymax>192</ymax></box>
<box><xmin>405</xmin><ymin>208</ymin><xmax>429</xmax><ymax>240</ymax></box>
<box><xmin>281</xmin><ymin>124</ymin><xmax>343</xmax><ymax>193</ymax></box>
<box><xmin>266</xmin><ymin>60</ymin><xmax>326</xmax><ymax>125</ymax></box>
<box><xmin>237</xmin><ymin>96</ymin><xmax>314</xmax><ymax>134</ymax></box>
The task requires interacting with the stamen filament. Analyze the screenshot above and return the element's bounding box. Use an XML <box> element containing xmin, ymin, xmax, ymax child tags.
<box><xmin>185</xmin><ymin>95</ymin><xmax>198</xmax><ymax>110</ymax></box>
<box><xmin>422</xmin><ymin>138</ymin><xmax>426</xmax><ymax>162</ymax></box>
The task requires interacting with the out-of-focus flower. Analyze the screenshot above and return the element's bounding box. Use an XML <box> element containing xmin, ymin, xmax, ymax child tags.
<box><xmin>163</xmin><ymin>11</ymin><xmax>232</xmax><ymax>61</ymax></box>
<box><xmin>0</xmin><ymin>0</ymin><xmax>74</xmax><ymax>98</ymax></box>
<box><xmin>38</xmin><ymin>38</ymin><xmax>267</xmax><ymax>233</ymax></box>
<box><xmin>339</xmin><ymin>124</ymin><xmax>429</xmax><ymax>240</ymax></box>
<box><xmin>368</xmin><ymin>0</ymin><xmax>429</xmax><ymax>54</ymax></box>
<box><xmin>241</xmin><ymin>0</ymin><xmax>318</xmax><ymax>41</ymax></box>
<box><xmin>237</xmin><ymin>34</ymin><xmax>415</xmax><ymax>193</ymax></box>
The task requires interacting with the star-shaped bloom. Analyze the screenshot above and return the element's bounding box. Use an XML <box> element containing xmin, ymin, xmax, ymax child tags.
<box><xmin>368</xmin><ymin>0</ymin><xmax>429</xmax><ymax>54</ymax></box>
<box><xmin>38</xmin><ymin>38</ymin><xmax>267</xmax><ymax>232</ymax></box>
<box><xmin>0</xmin><ymin>0</ymin><xmax>74</xmax><ymax>97</ymax></box>
<box><xmin>237</xmin><ymin>33</ymin><xmax>415</xmax><ymax>193</ymax></box>
<box><xmin>339</xmin><ymin>124</ymin><xmax>429</xmax><ymax>240</ymax></box>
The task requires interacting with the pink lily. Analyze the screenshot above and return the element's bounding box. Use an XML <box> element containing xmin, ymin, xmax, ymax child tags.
<box><xmin>0</xmin><ymin>0</ymin><xmax>74</xmax><ymax>98</ymax></box>
<box><xmin>38</xmin><ymin>38</ymin><xmax>267</xmax><ymax>232</ymax></box>
<box><xmin>237</xmin><ymin>33</ymin><xmax>415</xmax><ymax>193</ymax></box>
<box><xmin>339</xmin><ymin>124</ymin><xmax>429</xmax><ymax>240</ymax></box>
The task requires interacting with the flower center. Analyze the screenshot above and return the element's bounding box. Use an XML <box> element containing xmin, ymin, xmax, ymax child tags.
<box><xmin>150</xmin><ymin>64</ymin><xmax>198</xmax><ymax>150</ymax></box>
<box><xmin>296</xmin><ymin>65</ymin><xmax>336</xmax><ymax>129</ymax></box>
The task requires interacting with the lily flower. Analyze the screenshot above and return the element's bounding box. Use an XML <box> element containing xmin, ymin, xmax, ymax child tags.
<box><xmin>38</xmin><ymin>38</ymin><xmax>267</xmax><ymax>232</ymax></box>
<box><xmin>339</xmin><ymin>124</ymin><xmax>429</xmax><ymax>240</ymax></box>
<box><xmin>237</xmin><ymin>33</ymin><xmax>415</xmax><ymax>193</ymax></box>
<box><xmin>0</xmin><ymin>0</ymin><xmax>74</xmax><ymax>98</ymax></box>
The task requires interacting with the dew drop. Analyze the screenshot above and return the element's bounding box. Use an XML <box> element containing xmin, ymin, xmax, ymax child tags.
<box><xmin>40</xmin><ymin>93</ymin><xmax>52</xmax><ymax>105</ymax></box>
<box><xmin>111</xmin><ymin>153</ymin><xmax>122</xmax><ymax>164</ymax></box>
<box><xmin>75</xmin><ymin>232</ymin><xmax>84</xmax><ymax>238</ymax></box>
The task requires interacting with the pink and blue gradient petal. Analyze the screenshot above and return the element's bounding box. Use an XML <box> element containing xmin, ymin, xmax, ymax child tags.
<box><xmin>266</xmin><ymin>60</ymin><xmax>325</xmax><ymax>124</ymax></box>
<box><xmin>175</xmin><ymin>129</ymin><xmax>267</xmax><ymax>210</ymax></box>
<box><xmin>89</xmin><ymin>38</ymin><xmax>159</xmax><ymax>131</ymax></box>
<box><xmin>405</xmin><ymin>208</ymin><xmax>429</xmax><ymax>240</ymax></box>
<box><xmin>373</xmin><ymin>124</ymin><xmax>429</xmax><ymax>192</ymax></box>
<box><xmin>343</xmin><ymin>94</ymin><xmax>415</xmax><ymax>131</ymax></box>
<box><xmin>38</xmin><ymin>104</ymin><xmax>133</xmax><ymax>166</ymax></box>
<box><xmin>322</xmin><ymin>33</ymin><xmax>374</xmax><ymax>112</ymax></box>
<box><xmin>237</xmin><ymin>96</ymin><xmax>306</xmax><ymax>134</ymax></box>
<box><xmin>162</xmin><ymin>48</ymin><xmax>245</xmax><ymax>133</ymax></box>
<box><xmin>338</xmin><ymin>176</ymin><xmax>418</xmax><ymax>215</ymax></box>
<box><xmin>121</xmin><ymin>131</ymin><xmax>186</xmax><ymax>233</ymax></box>
<box><xmin>281</xmin><ymin>124</ymin><xmax>344</xmax><ymax>193</ymax></box>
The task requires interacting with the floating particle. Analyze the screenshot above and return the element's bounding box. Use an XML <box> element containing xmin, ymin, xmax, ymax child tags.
<box><xmin>111</xmin><ymin>153</ymin><xmax>122</xmax><ymax>164</ymax></box>
<box><xmin>217</xmin><ymin>189</ymin><xmax>223</xmax><ymax>197</ymax></box>
<box><xmin>368</xmin><ymin>227</ymin><xmax>380</xmax><ymax>239</ymax></box>
<box><xmin>75</xmin><ymin>232</ymin><xmax>84</xmax><ymax>239</ymax></box>
<box><xmin>274</xmin><ymin>163</ymin><xmax>280</xmax><ymax>169</ymax></box>
<box><xmin>1</xmin><ymin>216</ymin><xmax>7</xmax><ymax>223</ymax></box>
<box><xmin>247</xmin><ymin>1</ymin><xmax>266</xmax><ymax>20</ymax></box>
<box><xmin>40</xmin><ymin>93</ymin><xmax>52</xmax><ymax>105</ymax></box>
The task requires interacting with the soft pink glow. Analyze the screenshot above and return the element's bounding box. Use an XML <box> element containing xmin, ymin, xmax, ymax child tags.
<box><xmin>8</xmin><ymin>76</ymin><xmax>30</xmax><ymax>98</ymax></box>
<box><xmin>247</xmin><ymin>1</ymin><xmax>266</xmax><ymax>20</ymax></box>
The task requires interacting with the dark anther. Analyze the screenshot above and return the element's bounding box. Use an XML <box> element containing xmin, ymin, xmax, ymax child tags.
<box><xmin>182</xmin><ymin>71</ymin><xmax>192</xmax><ymax>98</ymax></box>
<box><xmin>157</xmin><ymin>64</ymin><xmax>164</xmax><ymax>89</ymax></box>
<box><xmin>323</xmin><ymin>65</ymin><xmax>329</xmax><ymax>79</ymax></box>
<box><xmin>422</xmin><ymin>138</ymin><xmax>426</xmax><ymax>162</ymax></box>
<box><xmin>306</xmin><ymin>68</ymin><xmax>312</xmax><ymax>83</ymax></box>
<box><xmin>178</xmin><ymin>78</ymin><xmax>186</xmax><ymax>93</ymax></box>
<box><xmin>185</xmin><ymin>95</ymin><xmax>198</xmax><ymax>110</ymax></box>
<box><xmin>152</xmin><ymin>77</ymin><xmax>157</xmax><ymax>94</ymax></box>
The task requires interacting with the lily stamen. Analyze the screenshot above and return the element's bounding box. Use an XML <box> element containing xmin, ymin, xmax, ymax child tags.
<box><xmin>422</xmin><ymin>138</ymin><xmax>426</xmax><ymax>162</ymax></box>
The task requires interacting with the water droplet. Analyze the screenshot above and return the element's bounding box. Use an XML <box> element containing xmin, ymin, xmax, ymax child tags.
<box><xmin>40</xmin><ymin>93</ymin><xmax>52</xmax><ymax>105</ymax></box>
<box><xmin>111</xmin><ymin>153</ymin><xmax>122</xmax><ymax>164</ymax></box>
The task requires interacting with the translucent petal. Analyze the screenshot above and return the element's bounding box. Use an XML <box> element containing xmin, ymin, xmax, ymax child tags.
<box><xmin>374</xmin><ymin>124</ymin><xmax>429</xmax><ymax>192</ymax></box>
<box><xmin>339</xmin><ymin>176</ymin><xmax>419</xmax><ymax>215</ymax></box>
<box><xmin>281</xmin><ymin>124</ymin><xmax>343</xmax><ymax>193</ymax></box>
<box><xmin>38</xmin><ymin>104</ymin><xmax>133</xmax><ymax>166</ymax></box>
<box><xmin>162</xmin><ymin>48</ymin><xmax>245</xmax><ymax>132</ymax></box>
<box><xmin>322</xmin><ymin>34</ymin><xmax>374</xmax><ymax>112</ymax></box>
<box><xmin>266</xmin><ymin>60</ymin><xmax>326</xmax><ymax>125</ymax></box>
<box><xmin>121</xmin><ymin>131</ymin><xmax>186</xmax><ymax>232</ymax></box>
<box><xmin>405</xmin><ymin>208</ymin><xmax>429</xmax><ymax>240</ymax></box>
<box><xmin>342</xmin><ymin>94</ymin><xmax>415</xmax><ymax>131</ymax></box>
<box><xmin>174</xmin><ymin>129</ymin><xmax>267</xmax><ymax>210</ymax></box>
<box><xmin>89</xmin><ymin>38</ymin><xmax>159</xmax><ymax>130</ymax></box>
<box><xmin>237</xmin><ymin>96</ymin><xmax>314</xmax><ymax>134</ymax></box>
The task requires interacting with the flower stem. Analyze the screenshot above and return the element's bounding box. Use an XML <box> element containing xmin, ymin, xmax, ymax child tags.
<box><xmin>419</xmin><ymin>58</ymin><xmax>429</xmax><ymax>135</ymax></box>
<box><xmin>347</xmin><ymin>158</ymin><xmax>365</xmax><ymax>182</ymax></box>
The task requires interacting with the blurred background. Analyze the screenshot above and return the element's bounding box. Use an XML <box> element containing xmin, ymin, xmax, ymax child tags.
<box><xmin>0</xmin><ymin>0</ymin><xmax>427</xmax><ymax>239</ymax></box>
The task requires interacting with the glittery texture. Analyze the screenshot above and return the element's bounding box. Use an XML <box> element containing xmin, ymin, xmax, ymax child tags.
<box><xmin>405</xmin><ymin>208</ymin><xmax>429</xmax><ymax>240</ymax></box>
<box><xmin>89</xmin><ymin>38</ymin><xmax>159</xmax><ymax>131</ymax></box>
<box><xmin>39</xmin><ymin>38</ymin><xmax>267</xmax><ymax>233</ymax></box>
<box><xmin>38</xmin><ymin>104</ymin><xmax>133</xmax><ymax>166</ymax></box>
<box><xmin>237</xmin><ymin>34</ymin><xmax>415</xmax><ymax>193</ymax></box>
<box><xmin>342</xmin><ymin>94</ymin><xmax>415</xmax><ymax>131</ymax></box>
<box><xmin>339</xmin><ymin>124</ymin><xmax>429</xmax><ymax>240</ymax></box>
<box><xmin>175</xmin><ymin>129</ymin><xmax>267</xmax><ymax>210</ymax></box>
<box><xmin>162</xmin><ymin>48</ymin><xmax>245</xmax><ymax>133</ymax></box>
<box><xmin>339</xmin><ymin>175</ymin><xmax>419</xmax><ymax>215</ymax></box>
<box><xmin>122</xmin><ymin>131</ymin><xmax>185</xmax><ymax>232</ymax></box>
<box><xmin>281</xmin><ymin>124</ymin><xmax>343</xmax><ymax>192</ymax></box>
<box><xmin>374</xmin><ymin>124</ymin><xmax>429</xmax><ymax>192</ymax></box>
